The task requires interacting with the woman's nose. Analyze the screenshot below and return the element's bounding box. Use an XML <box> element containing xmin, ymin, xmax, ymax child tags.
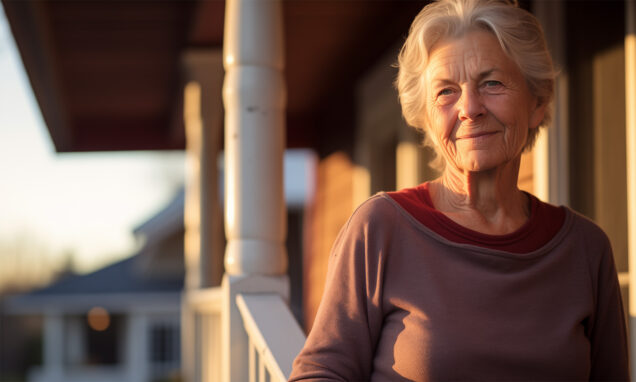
<box><xmin>458</xmin><ymin>89</ymin><xmax>486</xmax><ymax>121</ymax></box>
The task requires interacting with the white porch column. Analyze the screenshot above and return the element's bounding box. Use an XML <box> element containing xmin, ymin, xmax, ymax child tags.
<box><xmin>221</xmin><ymin>0</ymin><xmax>288</xmax><ymax>380</ymax></box>
<box><xmin>42</xmin><ymin>311</ymin><xmax>64</xmax><ymax>382</ymax></box>
<box><xmin>181</xmin><ymin>50</ymin><xmax>225</xmax><ymax>382</ymax></box>
<box><xmin>126</xmin><ymin>312</ymin><xmax>149</xmax><ymax>382</ymax></box>
<box><xmin>183</xmin><ymin>50</ymin><xmax>225</xmax><ymax>290</ymax></box>
<box><xmin>625</xmin><ymin>0</ymin><xmax>636</xmax><ymax>372</ymax></box>
<box><xmin>223</xmin><ymin>0</ymin><xmax>286</xmax><ymax>276</ymax></box>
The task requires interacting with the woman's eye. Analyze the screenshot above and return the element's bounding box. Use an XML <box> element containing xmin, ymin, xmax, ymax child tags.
<box><xmin>437</xmin><ymin>88</ymin><xmax>454</xmax><ymax>97</ymax></box>
<box><xmin>484</xmin><ymin>80</ymin><xmax>503</xmax><ymax>88</ymax></box>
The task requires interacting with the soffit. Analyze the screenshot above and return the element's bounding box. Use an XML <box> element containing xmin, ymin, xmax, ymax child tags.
<box><xmin>2</xmin><ymin>0</ymin><xmax>426</xmax><ymax>152</ymax></box>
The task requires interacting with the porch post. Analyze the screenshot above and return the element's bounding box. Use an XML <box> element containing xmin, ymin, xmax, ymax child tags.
<box><xmin>625</xmin><ymin>0</ymin><xmax>636</xmax><ymax>372</ymax></box>
<box><xmin>43</xmin><ymin>311</ymin><xmax>64</xmax><ymax>382</ymax></box>
<box><xmin>532</xmin><ymin>0</ymin><xmax>569</xmax><ymax>205</ymax></box>
<box><xmin>181</xmin><ymin>50</ymin><xmax>225</xmax><ymax>382</ymax></box>
<box><xmin>126</xmin><ymin>312</ymin><xmax>149</xmax><ymax>382</ymax></box>
<box><xmin>183</xmin><ymin>50</ymin><xmax>225</xmax><ymax>291</ymax></box>
<box><xmin>221</xmin><ymin>0</ymin><xmax>288</xmax><ymax>380</ymax></box>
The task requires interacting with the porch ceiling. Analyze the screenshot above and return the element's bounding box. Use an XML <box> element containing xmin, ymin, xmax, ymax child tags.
<box><xmin>2</xmin><ymin>0</ymin><xmax>426</xmax><ymax>153</ymax></box>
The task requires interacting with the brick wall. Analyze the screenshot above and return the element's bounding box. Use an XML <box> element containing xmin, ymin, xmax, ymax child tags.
<box><xmin>302</xmin><ymin>152</ymin><xmax>355</xmax><ymax>333</ymax></box>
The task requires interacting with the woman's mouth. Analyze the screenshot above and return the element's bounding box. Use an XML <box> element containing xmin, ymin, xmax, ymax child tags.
<box><xmin>456</xmin><ymin>131</ymin><xmax>499</xmax><ymax>140</ymax></box>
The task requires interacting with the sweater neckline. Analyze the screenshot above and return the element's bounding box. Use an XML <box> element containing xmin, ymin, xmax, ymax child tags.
<box><xmin>385</xmin><ymin>182</ymin><xmax>567</xmax><ymax>255</ymax></box>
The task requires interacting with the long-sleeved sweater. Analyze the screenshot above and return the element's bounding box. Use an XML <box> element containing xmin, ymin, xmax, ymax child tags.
<box><xmin>290</xmin><ymin>192</ymin><xmax>629</xmax><ymax>381</ymax></box>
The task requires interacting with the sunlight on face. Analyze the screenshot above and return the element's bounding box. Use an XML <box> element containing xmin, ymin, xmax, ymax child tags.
<box><xmin>424</xmin><ymin>30</ymin><xmax>545</xmax><ymax>174</ymax></box>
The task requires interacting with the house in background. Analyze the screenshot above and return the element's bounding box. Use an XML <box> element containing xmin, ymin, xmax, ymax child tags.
<box><xmin>7</xmin><ymin>192</ymin><xmax>185</xmax><ymax>382</ymax></box>
<box><xmin>5</xmin><ymin>148</ymin><xmax>312</xmax><ymax>382</ymax></box>
<box><xmin>3</xmin><ymin>0</ymin><xmax>636</xmax><ymax>380</ymax></box>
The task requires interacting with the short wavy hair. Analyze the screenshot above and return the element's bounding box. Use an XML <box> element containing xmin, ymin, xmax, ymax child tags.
<box><xmin>395</xmin><ymin>0</ymin><xmax>555</xmax><ymax>167</ymax></box>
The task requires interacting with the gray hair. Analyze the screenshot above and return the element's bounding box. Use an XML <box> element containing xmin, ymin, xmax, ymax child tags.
<box><xmin>395</xmin><ymin>0</ymin><xmax>555</xmax><ymax>169</ymax></box>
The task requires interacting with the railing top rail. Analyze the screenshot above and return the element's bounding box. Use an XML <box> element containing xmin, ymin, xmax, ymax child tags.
<box><xmin>185</xmin><ymin>286</ymin><xmax>223</xmax><ymax>314</ymax></box>
<box><xmin>236</xmin><ymin>293</ymin><xmax>306</xmax><ymax>380</ymax></box>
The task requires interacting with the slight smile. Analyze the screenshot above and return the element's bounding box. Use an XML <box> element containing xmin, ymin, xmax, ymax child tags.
<box><xmin>456</xmin><ymin>131</ymin><xmax>500</xmax><ymax>140</ymax></box>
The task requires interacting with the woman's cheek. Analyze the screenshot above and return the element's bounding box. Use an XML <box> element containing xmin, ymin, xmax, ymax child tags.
<box><xmin>426</xmin><ymin>107</ymin><xmax>449</xmax><ymax>137</ymax></box>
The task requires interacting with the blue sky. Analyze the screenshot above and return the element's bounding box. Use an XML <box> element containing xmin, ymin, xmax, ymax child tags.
<box><xmin>0</xmin><ymin>5</ymin><xmax>185</xmax><ymax>280</ymax></box>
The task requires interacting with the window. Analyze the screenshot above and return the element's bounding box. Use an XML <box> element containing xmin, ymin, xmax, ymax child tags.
<box><xmin>149</xmin><ymin>320</ymin><xmax>180</xmax><ymax>380</ymax></box>
<box><xmin>83</xmin><ymin>312</ymin><xmax>121</xmax><ymax>365</ymax></box>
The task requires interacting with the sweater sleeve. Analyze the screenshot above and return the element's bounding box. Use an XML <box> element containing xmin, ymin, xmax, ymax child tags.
<box><xmin>588</xmin><ymin>234</ymin><xmax>630</xmax><ymax>381</ymax></box>
<box><xmin>289</xmin><ymin>198</ymin><xmax>387</xmax><ymax>381</ymax></box>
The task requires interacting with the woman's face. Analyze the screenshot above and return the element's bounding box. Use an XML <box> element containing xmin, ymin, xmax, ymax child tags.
<box><xmin>424</xmin><ymin>29</ymin><xmax>545</xmax><ymax>173</ymax></box>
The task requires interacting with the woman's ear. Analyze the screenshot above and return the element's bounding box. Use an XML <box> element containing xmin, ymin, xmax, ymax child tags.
<box><xmin>529</xmin><ymin>99</ymin><xmax>547</xmax><ymax>129</ymax></box>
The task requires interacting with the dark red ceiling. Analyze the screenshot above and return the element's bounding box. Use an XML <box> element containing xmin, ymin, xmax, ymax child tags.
<box><xmin>2</xmin><ymin>0</ymin><xmax>426</xmax><ymax>153</ymax></box>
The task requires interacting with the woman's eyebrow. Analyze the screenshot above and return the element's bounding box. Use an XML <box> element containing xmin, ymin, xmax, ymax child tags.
<box><xmin>431</xmin><ymin>68</ymin><xmax>500</xmax><ymax>85</ymax></box>
<box><xmin>431</xmin><ymin>78</ymin><xmax>455</xmax><ymax>87</ymax></box>
<box><xmin>475</xmin><ymin>68</ymin><xmax>497</xmax><ymax>81</ymax></box>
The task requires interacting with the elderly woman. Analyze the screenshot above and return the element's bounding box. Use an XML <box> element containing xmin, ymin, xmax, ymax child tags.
<box><xmin>290</xmin><ymin>0</ymin><xmax>629</xmax><ymax>380</ymax></box>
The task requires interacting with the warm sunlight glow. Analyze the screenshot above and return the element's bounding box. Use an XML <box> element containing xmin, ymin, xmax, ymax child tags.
<box><xmin>624</xmin><ymin>9</ymin><xmax>636</xmax><ymax>316</ymax></box>
<box><xmin>518</xmin><ymin>149</ymin><xmax>534</xmax><ymax>195</ymax></box>
<box><xmin>87</xmin><ymin>306</ymin><xmax>110</xmax><ymax>331</ymax></box>
<box><xmin>184</xmin><ymin>82</ymin><xmax>202</xmax><ymax>121</ymax></box>
<box><xmin>353</xmin><ymin>162</ymin><xmax>370</xmax><ymax>210</ymax></box>
<box><xmin>396</xmin><ymin>141</ymin><xmax>420</xmax><ymax>190</ymax></box>
<box><xmin>532</xmin><ymin>129</ymin><xmax>549</xmax><ymax>201</ymax></box>
<box><xmin>184</xmin><ymin>80</ymin><xmax>202</xmax><ymax>288</ymax></box>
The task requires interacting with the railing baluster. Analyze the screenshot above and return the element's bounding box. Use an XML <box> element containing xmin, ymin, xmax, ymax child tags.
<box><xmin>202</xmin><ymin>313</ymin><xmax>211</xmax><ymax>382</ymax></box>
<box><xmin>195</xmin><ymin>313</ymin><xmax>202</xmax><ymax>382</ymax></box>
<box><xmin>249</xmin><ymin>339</ymin><xmax>257</xmax><ymax>382</ymax></box>
<box><xmin>210</xmin><ymin>313</ymin><xmax>222</xmax><ymax>382</ymax></box>
<box><xmin>183</xmin><ymin>287</ymin><xmax>223</xmax><ymax>382</ymax></box>
<box><xmin>202</xmin><ymin>314</ymin><xmax>208</xmax><ymax>382</ymax></box>
<box><xmin>236</xmin><ymin>293</ymin><xmax>306</xmax><ymax>381</ymax></box>
<box><xmin>259</xmin><ymin>354</ymin><xmax>266</xmax><ymax>382</ymax></box>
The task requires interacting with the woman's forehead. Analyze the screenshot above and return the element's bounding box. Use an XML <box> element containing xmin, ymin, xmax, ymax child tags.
<box><xmin>426</xmin><ymin>30</ymin><xmax>519</xmax><ymax>81</ymax></box>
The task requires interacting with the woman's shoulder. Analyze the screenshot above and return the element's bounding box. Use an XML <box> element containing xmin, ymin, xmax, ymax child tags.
<box><xmin>562</xmin><ymin>206</ymin><xmax>611</xmax><ymax>245</ymax></box>
<box><xmin>347</xmin><ymin>192</ymin><xmax>403</xmax><ymax>224</ymax></box>
<box><xmin>334</xmin><ymin>192</ymin><xmax>410</xmax><ymax>244</ymax></box>
<box><xmin>328</xmin><ymin>193</ymin><xmax>404</xmax><ymax>267</ymax></box>
<box><xmin>555</xmin><ymin>206</ymin><xmax>614</xmax><ymax>267</ymax></box>
<box><xmin>353</xmin><ymin>184</ymin><xmax>432</xmax><ymax>224</ymax></box>
<box><xmin>527</xmin><ymin>194</ymin><xmax>609</xmax><ymax>246</ymax></box>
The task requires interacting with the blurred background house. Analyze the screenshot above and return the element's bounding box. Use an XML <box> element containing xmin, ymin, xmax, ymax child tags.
<box><xmin>3</xmin><ymin>149</ymin><xmax>311</xmax><ymax>382</ymax></box>
<box><xmin>0</xmin><ymin>0</ymin><xmax>634</xmax><ymax>381</ymax></box>
<box><xmin>5</xmin><ymin>191</ymin><xmax>185</xmax><ymax>382</ymax></box>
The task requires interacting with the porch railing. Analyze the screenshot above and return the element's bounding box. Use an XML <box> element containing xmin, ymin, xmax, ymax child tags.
<box><xmin>183</xmin><ymin>287</ymin><xmax>223</xmax><ymax>382</ymax></box>
<box><xmin>236</xmin><ymin>293</ymin><xmax>306</xmax><ymax>382</ymax></box>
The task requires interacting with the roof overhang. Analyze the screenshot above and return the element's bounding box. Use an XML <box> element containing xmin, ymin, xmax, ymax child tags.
<box><xmin>2</xmin><ymin>0</ymin><xmax>428</xmax><ymax>153</ymax></box>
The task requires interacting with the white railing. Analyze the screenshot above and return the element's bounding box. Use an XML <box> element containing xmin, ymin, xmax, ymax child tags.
<box><xmin>182</xmin><ymin>287</ymin><xmax>223</xmax><ymax>382</ymax></box>
<box><xmin>236</xmin><ymin>293</ymin><xmax>306</xmax><ymax>382</ymax></box>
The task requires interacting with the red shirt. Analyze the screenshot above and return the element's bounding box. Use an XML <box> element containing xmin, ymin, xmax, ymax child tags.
<box><xmin>387</xmin><ymin>182</ymin><xmax>565</xmax><ymax>253</ymax></box>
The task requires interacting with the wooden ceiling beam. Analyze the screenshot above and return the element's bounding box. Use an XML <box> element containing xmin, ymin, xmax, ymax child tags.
<box><xmin>2</xmin><ymin>0</ymin><xmax>74</xmax><ymax>151</ymax></box>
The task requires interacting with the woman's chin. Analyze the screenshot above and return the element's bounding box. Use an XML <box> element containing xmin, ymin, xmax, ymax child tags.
<box><xmin>454</xmin><ymin>154</ymin><xmax>508</xmax><ymax>173</ymax></box>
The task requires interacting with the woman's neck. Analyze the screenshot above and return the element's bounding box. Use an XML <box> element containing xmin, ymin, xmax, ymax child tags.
<box><xmin>429</xmin><ymin>157</ymin><xmax>529</xmax><ymax>235</ymax></box>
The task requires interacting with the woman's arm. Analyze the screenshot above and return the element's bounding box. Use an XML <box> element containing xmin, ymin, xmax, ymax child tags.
<box><xmin>588</xmin><ymin>238</ymin><xmax>630</xmax><ymax>381</ymax></box>
<box><xmin>289</xmin><ymin>198</ymin><xmax>387</xmax><ymax>381</ymax></box>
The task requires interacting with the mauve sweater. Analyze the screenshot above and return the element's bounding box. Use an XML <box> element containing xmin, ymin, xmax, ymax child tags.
<box><xmin>290</xmin><ymin>193</ymin><xmax>629</xmax><ymax>381</ymax></box>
